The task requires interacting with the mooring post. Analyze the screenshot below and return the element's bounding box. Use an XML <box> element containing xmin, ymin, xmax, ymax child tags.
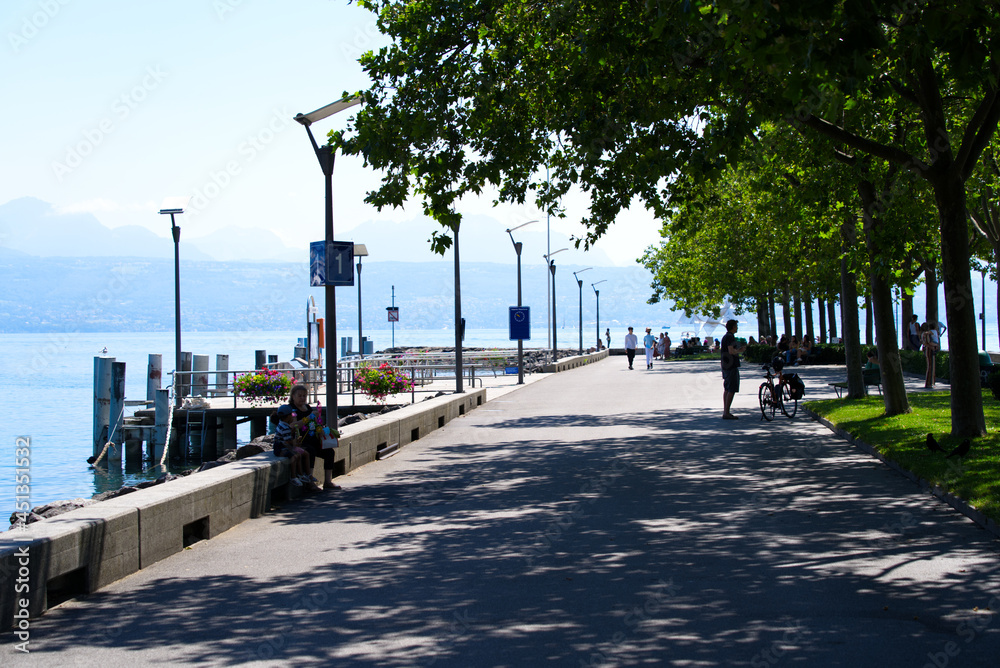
<box><xmin>147</xmin><ymin>353</ymin><xmax>162</xmax><ymax>403</ymax></box>
<box><xmin>107</xmin><ymin>361</ymin><xmax>126</xmax><ymax>468</ymax></box>
<box><xmin>93</xmin><ymin>356</ymin><xmax>114</xmax><ymax>458</ymax></box>
<box><xmin>193</xmin><ymin>354</ymin><xmax>209</xmax><ymax>397</ymax></box>
<box><xmin>153</xmin><ymin>388</ymin><xmax>169</xmax><ymax>462</ymax></box>
<box><xmin>255</xmin><ymin>350</ymin><xmax>266</xmax><ymax>370</ymax></box>
<box><xmin>179</xmin><ymin>351</ymin><xmax>193</xmax><ymax>401</ymax></box>
<box><xmin>201</xmin><ymin>414</ymin><xmax>218</xmax><ymax>461</ymax></box>
<box><xmin>125</xmin><ymin>436</ymin><xmax>143</xmax><ymax>470</ymax></box>
<box><xmin>216</xmin><ymin>354</ymin><xmax>229</xmax><ymax>396</ymax></box>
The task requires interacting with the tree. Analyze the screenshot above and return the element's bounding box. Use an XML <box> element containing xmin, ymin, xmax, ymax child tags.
<box><xmin>344</xmin><ymin>1</ymin><xmax>999</xmax><ymax>436</ymax></box>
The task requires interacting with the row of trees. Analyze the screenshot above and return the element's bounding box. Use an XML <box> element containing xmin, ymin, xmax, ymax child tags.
<box><xmin>339</xmin><ymin>1</ymin><xmax>1000</xmax><ymax>437</ymax></box>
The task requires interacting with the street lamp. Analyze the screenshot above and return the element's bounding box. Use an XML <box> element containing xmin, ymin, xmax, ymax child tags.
<box><xmin>592</xmin><ymin>280</ymin><xmax>607</xmax><ymax>349</ymax></box>
<box><xmin>159</xmin><ymin>196</ymin><xmax>190</xmax><ymax>406</ymax></box>
<box><xmin>573</xmin><ymin>267</ymin><xmax>592</xmax><ymax>354</ymax></box>
<box><xmin>355</xmin><ymin>243</ymin><xmax>369</xmax><ymax>359</ymax></box>
<box><xmin>544</xmin><ymin>248</ymin><xmax>567</xmax><ymax>362</ymax></box>
<box><xmin>294</xmin><ymin>94</ymin><xmax>362</xmax><ymax>422</ymax></box>
<box><xmin>507</xmin><ymin>220</ymin><xmax>537</xmax><ymax>384</ymax></box>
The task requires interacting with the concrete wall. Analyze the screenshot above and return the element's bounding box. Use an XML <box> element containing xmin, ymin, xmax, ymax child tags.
<box><xmin>0</xmin><ymin>387</ymin><xmax>486</xmax><ymax>628</ymax></box>
<box><xmin>540</xmin><ymin>349</ymin><xmax>608</xmax><ymax>373</ymax></box>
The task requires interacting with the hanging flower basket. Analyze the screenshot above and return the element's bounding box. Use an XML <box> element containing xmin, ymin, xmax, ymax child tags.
<box><xmin>233</xmin><ymin>368</ymin><xmax>292</xmax><ymax>406</ymax></box>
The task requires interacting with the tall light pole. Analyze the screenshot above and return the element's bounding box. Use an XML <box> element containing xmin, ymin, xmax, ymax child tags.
<box><xmin>159</xmin><ymin>196</ymin><xmax>189</xmax><ymax>406</ymax></box>
<box><xmin>355</xmin><ymin>244</ymin><xmax>369</xmax><ymax>358</ymax></box>
<box><xmin>544</xmin><ymin>248</ymin><xmax>567</xmax><ymax>362</ymax></box>
<box><xmin>573</xmin><ymin>267</ymin><xmax>592</xmax><ymax>354</ymax></box>
<box><xmin>507</xmin><ymin>220</ymin><xmax>537</xmax><ymax>384</ymax></box>
<box><xmin>294</xmin><ymin>95</ymin><xmax>362</xmax><ymax>423</ymax></box>
<box><xmin>592</xmin><ymin>280</ymin><xmax>607</xmax><ymax>349</ymax></box>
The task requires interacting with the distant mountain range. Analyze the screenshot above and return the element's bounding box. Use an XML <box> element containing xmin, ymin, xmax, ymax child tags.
<box><xmin>0</xmin><ymin>254</ymin><xmax>679</xmax><ymax>334</ymax></box>
<box><xmin>0</xmin><ymin>197</ymin><xmax>613</xmax><ymax>266</ymax></box>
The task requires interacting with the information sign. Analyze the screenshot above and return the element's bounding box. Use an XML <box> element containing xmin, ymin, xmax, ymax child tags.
<box><xmin>309</xmin><ymin>241</ymin><xmax>355</xmax><ymax>286</ymax></box>
<box><xmin>509</xmin><ymin>306</ymin><xmax>530</xmax><ymax>341</ymax></box>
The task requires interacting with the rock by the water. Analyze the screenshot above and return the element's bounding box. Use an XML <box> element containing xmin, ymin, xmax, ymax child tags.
<box><xmin>236</xmin><ymin>444</ymin><xmax>265</xmax><ymax>460</ymax></box>
<box><xmin>197</xmin><ymin>460</ymin><xmax>227</xmax><ymax>473</ymax></box>
<box><xmin>249</xmin><ymin>434</ymin><xmax>275</xmax><ymax>450</ymax></box>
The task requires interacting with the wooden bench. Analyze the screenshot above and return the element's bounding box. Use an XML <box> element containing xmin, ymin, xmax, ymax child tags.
<box><xmin>829</xmin><ymin>368</ymin><xmax>882</xmax><ymax>398</ymax></box>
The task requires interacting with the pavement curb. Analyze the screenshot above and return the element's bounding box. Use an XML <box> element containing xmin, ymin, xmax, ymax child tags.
<box><xmin>803</xmin><ymin>406</ymin><xmax>1000</xmax><ymax>540</ymax></box>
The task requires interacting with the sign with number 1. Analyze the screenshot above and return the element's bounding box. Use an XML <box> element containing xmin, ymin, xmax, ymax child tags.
<box><xmin>310</xmin><ymin>241</ymin><xmax>355</xmax><ymax>286</ymax></box>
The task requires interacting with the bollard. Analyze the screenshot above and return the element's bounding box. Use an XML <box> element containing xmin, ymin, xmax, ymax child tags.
<box><xmin>93</xmin><ymin>356</ymin><xmax>114</xmax><ymax>458</ymax></box>
<box><xmin>192</xmin><ymin>354</ymin><xmax>210</xmax><ymax>397</ymax></box>
<box><xmin>107</xmin><ymin>361</ymin><xmax>126</xmax><ymax>469</ymax></box>
<box><xmin>153</xmin><ymin>388</ymin><xmax>169</xmax><ymax>462</ymax></box>
<box><xmin>147</xmin><ymin>353</ymin><xmax>162</xmax><ymax>403</ymax></box>
<box><xmin>125</xmin><ymin>437</ymin><xmax>143</xmax><ymax>470</ymax></box>
<box><xmin>216</xmin><ymin>354</ymin><xmax>230</xmax><ymax>396</ymax></box>
<box><xmin>179</xmin><ymin>351</ymin><xmax>193</xmax><ymax>399</ymax></box>
<box><xmin>255</xmin><ymin>350</ymin><xmax>267</xmax><ymax>370</ymax></box>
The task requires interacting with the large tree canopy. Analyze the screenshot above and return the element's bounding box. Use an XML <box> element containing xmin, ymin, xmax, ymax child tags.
<box><xmin>343</xmin><ymin>0</ymin><xmax>1000</xmax><ymax>436</ymax></box>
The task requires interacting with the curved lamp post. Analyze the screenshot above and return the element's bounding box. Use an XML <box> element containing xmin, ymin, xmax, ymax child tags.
<box><xmin>543</xmin><ymin>248</ymin><xmax>567</xmax><ymax>362</ymax></box>
<box><xmin>573</xmin><ymin>268</ymin><xmax>592</xmax><ymax>354</ymax></box>
<box><xmin>294</xmin><ymin>94</ymin><xmax>362</xmax><ymax>420</ymax></box>
<box><xmin>592</xmin><ymin>280</ymin><xmax>607</xmax><ymax>349</ymax></box>
<box><xmin>506</xmin><ymin>220</ymin><xmax>537</xmax><ymax>384</ymax></box>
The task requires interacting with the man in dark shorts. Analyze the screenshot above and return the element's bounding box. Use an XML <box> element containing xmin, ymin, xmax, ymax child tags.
<box><xmin>720</xmin><ymin>319</ymin><xmax>747</xmax><ymax>420</ymax></box>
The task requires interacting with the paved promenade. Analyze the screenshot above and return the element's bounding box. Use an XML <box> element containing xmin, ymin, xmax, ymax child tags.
<box><xmin>6</xmin><ymin>357</ymin><xmax>1000</xmax><ymax>666</ymax></box>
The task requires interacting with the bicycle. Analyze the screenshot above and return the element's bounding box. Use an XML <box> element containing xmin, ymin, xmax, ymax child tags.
<box><xmin>758</xmin><ymin>359</ymin><xmax>799</xmax><ymax>421</ymax></box>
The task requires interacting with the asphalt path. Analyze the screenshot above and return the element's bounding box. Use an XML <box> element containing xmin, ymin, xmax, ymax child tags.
<box><xmin>5</xmin><ymin>357</ymin><xmax>1000</xmax><ymax>667</ymax></box>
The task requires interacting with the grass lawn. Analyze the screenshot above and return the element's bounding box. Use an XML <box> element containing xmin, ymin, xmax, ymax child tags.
<box><xmin>807</xmin><ymin>390</ymin><xmax>1000</xmax><ymax>522</ymax></box>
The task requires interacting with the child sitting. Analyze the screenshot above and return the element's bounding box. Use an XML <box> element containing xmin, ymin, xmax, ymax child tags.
<box><xmin>274</xmin><ymin>405</ymin><xmax>321</xmax><ymax>492</ymax></box>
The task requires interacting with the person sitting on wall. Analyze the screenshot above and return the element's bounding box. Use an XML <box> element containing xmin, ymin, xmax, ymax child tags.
<box><xmin>273</xmin><ymin>405</ymin><xmax>321</xmax><ymax>492</ymax></box>
<box><xmin>287</xmin><ymin>384</ymin><xmax>341</xmax><ymax>491</ymax></box>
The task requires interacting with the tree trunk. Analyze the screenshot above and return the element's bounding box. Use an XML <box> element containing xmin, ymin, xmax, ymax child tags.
<box><xmin>901</xmin><ymin>289</ymin><xmax>914</xmax><ymax>351</ymax></box>
<box><xmin>756</xmin><ymin>295</ymin><xmax>769</xmax><ymax>340</ymax></box>
<box><xmin>996</xmin><ymin>245</ymin><xmax>1000</xmax><ymax>351</ymax></box>
<box><xmin>930</xmin><ymin>171</ymin><xmax>986</xmax><ymax>436</ymax></box>
<box><xmin>924</xmin><ymin>261</ymin><xmax>939</xmax><ymax>325</ymax></box>
<box><xmin>804</xmin><ymin>291</ymin><xmax>815</xmax><ymax>340</ymax></box>
<box><xmin>768</xmin><ymin>292</ymin><xmax>777</xmax><ymax>340</ymax></box>
<box><xmin>781</xmin><ymin>284</ymin><xmax>792</xmax><ymax>338</ymax></box>
<box><xmin>841</xmin><ymin>217</ymin><xmax>865</xmax><ymax>398</ymax></box>
<box><xmin>818</xmin><ymin>296</ymin><xmax>827</xmax><ymax>343</ymax></box>
<box><xmin>865</xmin><ymin>299</ymin><xmax>873</xmax><ymax>346</ymax></box>
<box><xmin>859</xmin><ymin>178</ymin><xmax>910</xmax><ymax>416</ymax></box>
<box><xmin>793</xmin><ymin>291</ymin><xmax>803</xmax><ymax>339</ymax></box>
<box><xmin>828</xmin><ymin>298</ymin><xmax>838</xmax><ymax>342</ymax></box>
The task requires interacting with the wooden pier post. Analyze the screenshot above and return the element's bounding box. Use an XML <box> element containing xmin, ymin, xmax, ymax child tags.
<box><xmin>179</xmin><ymin>351</ymin><xmax>193</xmax><ymax>399</ymax></box>
<box><xmin>107</xmin><ymin>361</ymin><xmax>126</xmax><ymax>468</ymax></box>
<box><xmin>201</xmin><ymin>414</ymin><xmax>218</xmax><ymax>461</ymax></box>
<box><xmin>192</xmin><ymin>354</ymin><xmax>210</xmax><ymax>397</ymax></box>
<box><xmin>124</xmin><ymin>436</ymin><xmax>143</xmax><ymax>470</ymax></box>
<box><xmin>93</xmin><ymin>356</ymin><xmax>115</xmax><ymax>458</ymax></box>
<box><xmin>215</xmin><ymin>354</ymin><xmax>230</xmax><ymax>396</ymax></box>
<box><xmin>147</xmin><ymin>353</ymin><xmax>162</xmax><ymax>403</ymax></box>
<box><xmin>153</xmin><ymin>388</ymin><xmax>169</xmax><ymax>462</ymax></box>
<box><xmin>255</xmin><ymin>350</ymin><xmax>266</xmax><ymax>370</ymax></box>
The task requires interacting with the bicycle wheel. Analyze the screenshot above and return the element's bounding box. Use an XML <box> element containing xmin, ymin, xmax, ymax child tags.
<box><xmin>779</xmin><ymin>382</ymin><xmax>798</xmax><ymax>418</ymax></box>
<box><xmin>759</xmin><ymin>383</ymin><xmax>775</xmax><ymax>421</ymax></box>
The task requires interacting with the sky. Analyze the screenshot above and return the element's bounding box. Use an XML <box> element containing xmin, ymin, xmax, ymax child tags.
<box><xmin>0</xmin><ymin>0</ymin><xmax>664</xmax><ymax>267</ymax></box>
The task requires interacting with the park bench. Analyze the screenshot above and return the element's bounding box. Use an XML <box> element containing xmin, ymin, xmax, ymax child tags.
<box><xmin>829</xmin><ymin>368</ymin><xmax>882</xmax><ymax>398</ymax></box>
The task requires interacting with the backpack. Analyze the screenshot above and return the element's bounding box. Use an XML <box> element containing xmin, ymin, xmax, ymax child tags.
<box><xmin>784</xmin><ymin>373</ymin><xmax>805</xmax><ymax>400</ymax></box>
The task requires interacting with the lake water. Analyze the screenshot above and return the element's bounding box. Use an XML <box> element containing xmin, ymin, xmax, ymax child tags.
<box><xmin>0</xmin><ymin>328</ymin><xmax>547</xmax><ymax>518</ymax></box>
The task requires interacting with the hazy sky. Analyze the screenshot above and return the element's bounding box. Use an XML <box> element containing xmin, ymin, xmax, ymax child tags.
<box><xmin>0</xmin><ymin>0</ymin><xmax>663</xmax><ymax>266</ymax></box>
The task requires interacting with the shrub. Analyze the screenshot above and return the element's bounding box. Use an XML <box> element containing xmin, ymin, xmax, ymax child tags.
<box><xmin>233</xmin><ymin>368</ymin><xmax>292</xmax><ymax>406</ymax></box>
<box><xmin>354</xmin><ymin>362</ymin><xmax>413</xmax><ymax>404</ymax></box>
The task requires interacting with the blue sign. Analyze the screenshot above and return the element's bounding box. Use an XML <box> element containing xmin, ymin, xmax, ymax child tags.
<box><xmin>309</xmin><ymin>241</ymin><xmax>355</xmax><ymax>286</ymax></box>
<box><xmin>509</xmin><ymin>306</ymin><xmax>530</xmax><ymax>340</ymax></box>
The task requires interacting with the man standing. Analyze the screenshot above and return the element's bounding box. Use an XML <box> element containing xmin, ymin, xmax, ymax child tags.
<box><xmin>721</xmin><ymin>319</ymin><xmax>747</xmax><ymax>420</ymax></box>
<box><xmin>624</xmin><ymin>327</ymin><xmax>638</xmax><ymax>370</ymax></box>
<box><xmin>643</xmin><ymin>327</ymin><xmax>656</xmax><ymax>369</ymax></box>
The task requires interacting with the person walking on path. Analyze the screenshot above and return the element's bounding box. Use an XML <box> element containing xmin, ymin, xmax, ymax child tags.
<box><xmin>643</xmin><ymin>327</ymin><xmax>656</xmax><ymax>369</ymax></box>
<box><xmin>922</xmin><ymin>321</ymin><xmax>940</xmax><ymax>388</ymax></box>
<box><xmin>624</xmin><ymin>327</ymin><xmax>638</xmax><ymax>370</ymax></box>
<box><xmin>720</xmin><ymin>319</ymin><xmax>747</xmax><ymax>420</ymax></box>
